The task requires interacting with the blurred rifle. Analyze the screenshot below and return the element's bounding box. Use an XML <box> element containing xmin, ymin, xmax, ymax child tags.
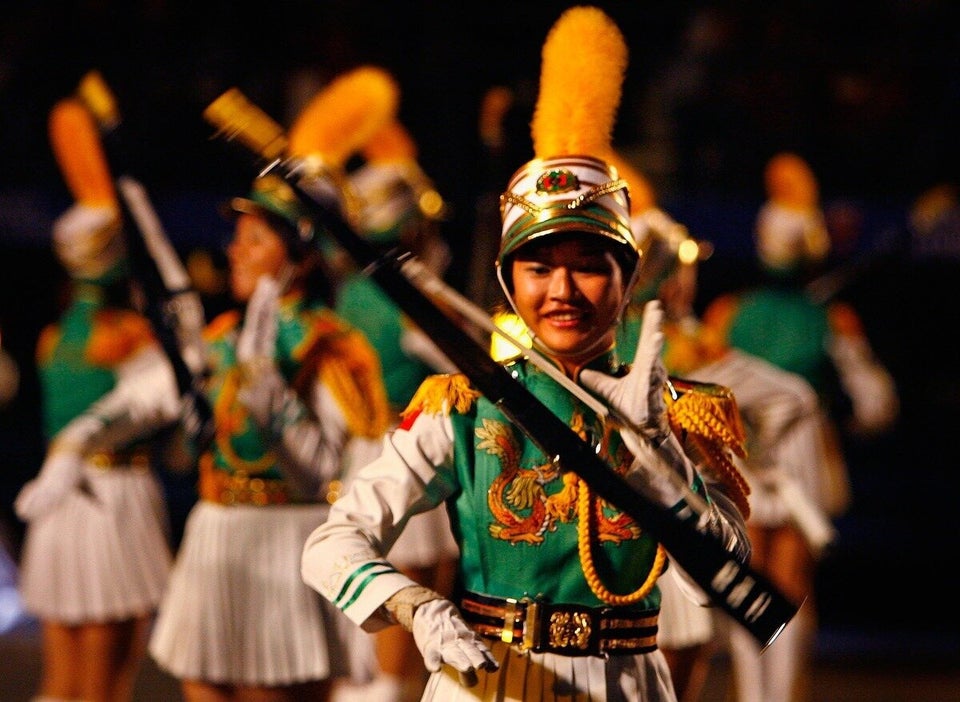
<box><xmin>76</xmin><ymin>71</ymin><xmax>214</xmax><ymax>451</ymax></box>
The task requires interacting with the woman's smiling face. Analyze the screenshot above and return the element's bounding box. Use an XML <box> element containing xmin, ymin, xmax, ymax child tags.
<box><xmin>510</xmin><ymin>235</ymin><xmax>625</xmax><ymax>374</ymax></box>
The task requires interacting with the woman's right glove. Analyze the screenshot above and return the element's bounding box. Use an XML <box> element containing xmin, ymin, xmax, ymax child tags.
<box><xmin>412</xmin><ymin>598</ymin><xmax>499</xmax><ymax>686</ymax></box>
<box><xmin>235</xmin><ymin>274</ymin><xmax>346</xmax><ymax>499</ymax></box>
<box><xmin>386</xmin><ymin>584</ymin><xmax>498</xmax><ymax>686</ymax></box>
<box><xmin>580</xmin><ymin>299</ymin><xmax>695</xmax><ymax>506</ymax></box>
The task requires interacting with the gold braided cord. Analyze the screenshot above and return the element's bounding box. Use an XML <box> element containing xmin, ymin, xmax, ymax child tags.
<box><xmin>500</xmin><ymin>178</ymin><xmax>628</xmax><ymax>217</ymax></box>
<box><xmin>566</xmin><ymin>178</ymin><xmax>628</xmax><ymax>208</ymax></box>
<box><xmin>577</xmin><ymin>475</ymin><xmax>666</xmax><ymax>605</ymax></box>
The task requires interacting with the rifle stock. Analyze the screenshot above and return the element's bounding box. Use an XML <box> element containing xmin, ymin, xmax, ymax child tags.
<box><xmin>203</xmin><ymin>90</ymin><xmax>799</xmax><ymax>649</ymax></box>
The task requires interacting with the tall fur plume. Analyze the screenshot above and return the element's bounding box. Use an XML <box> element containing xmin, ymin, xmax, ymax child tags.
<box><xmin>362</xmin><ymin>120</ymin><xmax>417</xmax><ymax>163</ymax></box>
<box><xmin>287</xmin><ymin>65</ymin><xmax>400</xmax><ymax>167</ymax></box>
<box><xmin>764</xmin><ymin>152</ymin><xmax>819</xmax><ymax>209</ymax></box>
<box><xmin>531</xmin><ymin>6</ymin><xmax>628</xmax><ymax>159</ymax></box>
<box><xmin>48</xmin><ymin>98</ymin><xmax>116</xmax><ymax>206</ymax></box>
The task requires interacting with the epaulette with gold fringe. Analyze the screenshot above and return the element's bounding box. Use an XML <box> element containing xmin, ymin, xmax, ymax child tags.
<box><xmin>401</xmin><ymin>373</ymin><xmax>480</xmax><ymax>422</ymax></box>
<box><xmin>665</xmin><ymin>377</ymin><xmax>752</xmax><ymax>519</ymax></box>
<box><xmin>300</xmin><ymin>326</ymin><xmax>393</xmax><ymax>440</ymax></box>
<box><xmin>203</xmin><ymin>310</ymin><xmax>240</xmax><ymax>342</ymax></box>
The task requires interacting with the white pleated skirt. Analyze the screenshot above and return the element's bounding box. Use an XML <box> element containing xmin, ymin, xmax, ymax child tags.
<box><xmin>419</xmin><ymin>640</ymin><xmax>678</xmax><ymax>702</ymax></box>
<box><xmin>148</xmin><ymin>500</ymin><xmax>364</xmax><ymax>687</ymax></box>
<box><xmin>656</xmin><ymin>568</ymin><xmax>714</xmax><ymax>651</ymax></box>
<box><xmin>18</xmin><ymin>462</ymin><xmax>173</xmax><ymax>624</ymax></box>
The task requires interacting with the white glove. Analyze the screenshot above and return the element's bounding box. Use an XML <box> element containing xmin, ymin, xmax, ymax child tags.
<box><xmin>236</xmin><ymin>275</ymin><xmax>280</xmax><ymax>365</ymax></box>
<box><xmin>580</xmin><ymin>299</ymin><xmax>670</xmax><ymax>442</ymax></box>
<box><xmin>236</xmin><ymin>275</ymin><xmax>285</xmax><ymax>432</ymax></box>
<box><xmin>14</xmin><ymin>450</ymin><xmax>85</xmax><ymax>522</ymax></box>
<box><xmin>412</xmin><ymin>598</ymin><xmax>499</xmax><ymax>686</ymax></box>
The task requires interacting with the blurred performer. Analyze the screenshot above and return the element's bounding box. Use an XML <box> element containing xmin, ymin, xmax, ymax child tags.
<box><xmin>332</xmin><ymin>118</ymin><xmax>460</xmax><ymax>702</ymax></box>
<box><xmin>701</xmin><ymin>152</ymin><xmax>899</xmax><ymax>702</ymax></box>
<box><xmin>14</xmin><ymin>98</ymin><xmax>173</xmax><ymax>702</ymax></box>
<box><xmin>303</xmin><ymin>8</ymin><xmax>753</xmax><ymax>701</ymax></box>
<box><xmin>27</xmin><ymin>67</ymin><xmax>397</xmax><ymax>702</ymax></box>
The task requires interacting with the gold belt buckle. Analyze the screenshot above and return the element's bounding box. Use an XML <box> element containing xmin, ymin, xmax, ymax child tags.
<box><xmin>547</xmin><ymin>608</ymin><xmax>593</xmax><ymax>651</ymax></box>
<box><xmin>501</xmin><ymin>598</ymin><xmax>519</xmax><ymax>644</ymax></box>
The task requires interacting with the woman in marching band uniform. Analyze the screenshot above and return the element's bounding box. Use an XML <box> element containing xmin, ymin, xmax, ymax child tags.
<box><xmin>301</xmin><ymin>8</ymin><xmax>752</xmax><ymax>701</ymax></box>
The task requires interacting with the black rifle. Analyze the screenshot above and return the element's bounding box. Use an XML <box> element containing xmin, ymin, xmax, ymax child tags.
<box><xmin>204</xmin><ymin>90</ymin><xmax>799</xmax><ymax>649</ymax></box>
<box><xmin>77</xmin><ymin>72</ymin><xmax>214</xmax><ymax>452</ymax></box>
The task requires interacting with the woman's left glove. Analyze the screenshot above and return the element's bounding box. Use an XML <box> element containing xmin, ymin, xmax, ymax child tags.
<box><xmin>580</xmin><ymin>299</ymin><xmax>670</xmax><ymax>442</ymax></box>
<box><xmin>580</xmin><ymin>300</ymin><xmax>695</xmax><ymax>506</ymax></box>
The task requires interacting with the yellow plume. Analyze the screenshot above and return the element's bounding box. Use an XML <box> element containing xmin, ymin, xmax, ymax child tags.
<box><xmin>48</xmin><ymin>98</ymin><xmax>116</xmax><ymax>206</ymax></box>
<box><xmin>75</xmin><ymin>70</ymin><xmax>121</xmax><ymax>131</ymax></box>
<box><xmin>362</xmin><ymin>119</ymin><xmax>418</xmax><ymax>163</ymax></box>
<box><xmin>764</xmin><ymin>152</ymin><xmax>819</xmax><ymax>209</ymax></box>
<box><xmin>287</xmin><ymin>65</ymin><xmax>400</xmax><ymax>167</ymax></box>
<box><xmin>531</xmin><ymin>6</ymin><xmax>627</xmax><ymax>159</ymax></box>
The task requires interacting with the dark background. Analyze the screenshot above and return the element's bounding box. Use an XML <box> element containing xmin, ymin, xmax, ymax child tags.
<box><xmin>0</xmin><ymin>0</ymin><xmax>958</xmax><ymax>659</ymax></box>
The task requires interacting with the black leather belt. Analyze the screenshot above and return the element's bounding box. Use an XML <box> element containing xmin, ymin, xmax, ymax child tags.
<box><xmin>461</xmin><ymin>592</ymin><xmax>659</xmax><ymax>656</ymax></box>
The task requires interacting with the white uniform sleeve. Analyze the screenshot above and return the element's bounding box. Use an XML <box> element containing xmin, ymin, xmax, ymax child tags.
<box><xmin>301</xmin><ymin>409</ymin><xmax>457</xmax><ymax>631</ymax></box>
<box><xmin>71</xmin><ymin>343</ymin><xmax>182</xmax><ymax>452</ymax></box>
<box><xmin>265</xmin><ymin>378</ymin><xmax>352</xmax><ymax>501</ymax></box>
<box><xmin>827</xmin><ymin>333</ymin><xmax>899</xmax><ymax>434</ymax></box>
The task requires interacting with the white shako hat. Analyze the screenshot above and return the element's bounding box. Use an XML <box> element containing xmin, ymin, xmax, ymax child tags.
<box><xmin>496</xmin><ymin>6</ymin><xmax>639</xmax><ymax>298</ymax></box>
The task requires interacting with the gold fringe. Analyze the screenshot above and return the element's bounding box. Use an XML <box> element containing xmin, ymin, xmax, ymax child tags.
<box><xmin>310</xmin><ymin>328</ymin><xmax>393</xmax><ymax>438</ymax></box>
<box><xmin>666</xmin><ymin>380</ymin><xmax>752</xmax><ymax>519</ymax></box>
<box><xmin>401</xmin><ymin>373</ymin><xmax>480</xmax><ymax>420</ymax></box>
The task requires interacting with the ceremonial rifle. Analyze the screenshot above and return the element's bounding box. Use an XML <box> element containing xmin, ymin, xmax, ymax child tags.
<box><xmin>204</xmin><ymin>89</ymin><xmax>799</xmax><ymax>649</ymax></box>
<box><xmin>76</xmin><ymin>71</ymin><xmax>214</xmax><ymax>452</ymax></box>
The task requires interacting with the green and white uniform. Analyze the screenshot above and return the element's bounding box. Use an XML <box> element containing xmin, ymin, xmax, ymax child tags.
<box><xmin>18</xmin><ymin>281</ymin><xmax>173</xmax><ymax>624</ymax></box>
<box><xmin>302</xmin><ymin>350</ymin><xmax>744</xmax><ymax>701</ymax></box>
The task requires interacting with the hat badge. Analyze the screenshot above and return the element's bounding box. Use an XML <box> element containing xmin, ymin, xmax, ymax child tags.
<box><xmin>537</xmin><ymin>168</ymin><xmax>580</xmax><ymax>194</ymax></box>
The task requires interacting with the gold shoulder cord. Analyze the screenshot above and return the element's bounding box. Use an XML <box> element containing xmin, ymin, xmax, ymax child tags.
<box><xmin>577</xmin><ymin>478</ymin><xmax>666</xmax><ymax>606</ymax></box>
<box><xmin>214</xmin><ymin>367</ymin><xmax>277</xmax><ymax>473</ymax></box>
